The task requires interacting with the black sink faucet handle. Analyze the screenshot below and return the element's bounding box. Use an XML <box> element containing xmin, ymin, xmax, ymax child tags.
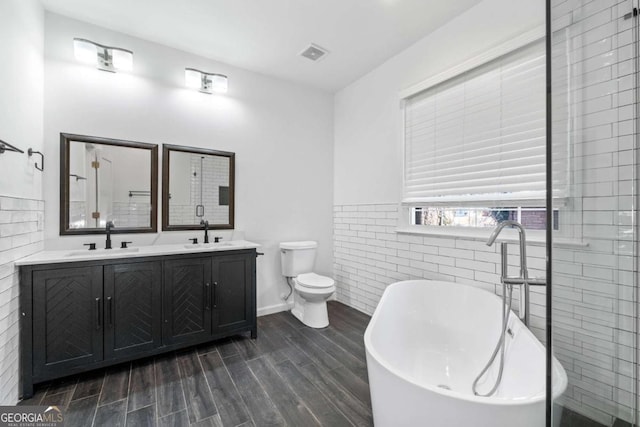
<box><xmin>214</xmin><ymin>236</ymin><xmax>221</xmax><ymax>243</ymax></box>
<box><xmin>105</xmin><ymin>221</ymin><xmax>115</xmax><ymax>250</ymax></box>
<box><xmin>121</xmin><ymin>241</ymin><xmax>133</xmax><ymax>249</ymax></box>
<box><xmin>200</xmin><ymin>220</ymin><xmax>209</xmax><ymax>244</ymax></box>
<box><xmin>84</xmin><ymin>243</ymin><xmax>97</xmax><ymax>250</ymax></box>
<box><xmin>189</xmin><ymin>238</ymin><xmax>198</xmax><ymax>244</ymax></box>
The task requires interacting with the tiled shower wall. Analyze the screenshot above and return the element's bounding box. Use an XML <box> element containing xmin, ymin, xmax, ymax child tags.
<box><xmin>111</xmin><ymin>201</ymin><xmax>152</xmax><ymax>228</ymax></box>
<box><xmin>188</xmin><ymin>154</ymin><xmax>229</xmax><ymax>225</ymax></box>
<box><xmin>69</xmin><ymin>201</ymin><xmax>151</xmax><ymax>228</ymax></box>
<box><xmin>169</xmin><ymin>154</ymin><xmax>230</xmax><ymax>225</ymax></box>
<box><xmin>0</xmin><ymin>196</ymin><xmax>44</xmax><ymax>404</ymax></box>
<box><xmin>552</xmin><ymin>0</ymin><xmax>637</xmax><ymax>424</ymax></box>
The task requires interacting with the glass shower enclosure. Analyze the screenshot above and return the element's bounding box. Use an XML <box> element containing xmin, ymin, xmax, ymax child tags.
<box><xmin>549</xmin><ymin>0</ymin><xmax>639</xmax><ymax>425</ymax></box>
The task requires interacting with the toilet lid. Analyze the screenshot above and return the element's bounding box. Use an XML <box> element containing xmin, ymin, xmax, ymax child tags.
<box><xmin>297</xmin><ymin>273</ymin><xmax>334</xmax><ymax>289</ymax></box>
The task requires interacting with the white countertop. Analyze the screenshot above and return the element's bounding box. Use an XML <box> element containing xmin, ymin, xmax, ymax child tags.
<box><xmin>16</xmin><ymin>240</ymin><xmax>261</xmax><ymax>266</ymax></box>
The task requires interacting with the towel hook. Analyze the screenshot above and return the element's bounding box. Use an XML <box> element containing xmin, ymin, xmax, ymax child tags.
<box><xmin>28</xmin><ymin>148</ymin><xmax>44</xmax><ymax>171</ymax></box>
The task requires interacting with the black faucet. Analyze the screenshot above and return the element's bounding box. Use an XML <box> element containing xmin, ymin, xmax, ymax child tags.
<box><xmin>200</xmin><ymin>219</ymin><xmax>209</xmax><ymax>244</ymax></box>
<box><xmin>105</xmin><ymin>221</ymin><xmax>115</xmax><ymax>249</ymax></box>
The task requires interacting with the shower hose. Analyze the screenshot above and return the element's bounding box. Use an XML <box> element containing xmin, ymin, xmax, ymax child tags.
<box><xmin>472</xmin><ymin>280</ymin><xmax>513</xmax><ymax>397</ymax></box>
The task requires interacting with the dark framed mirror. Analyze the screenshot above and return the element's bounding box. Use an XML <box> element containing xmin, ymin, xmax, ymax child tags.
<box><xmin>60</xmin><ymin>133</ymin><xmax>158</xmax><ymax>235</ymax></box>
<box><xmin>162</xmin><ymin>144</ymin><xmax>235</xmax><ymax>231</ymax></box>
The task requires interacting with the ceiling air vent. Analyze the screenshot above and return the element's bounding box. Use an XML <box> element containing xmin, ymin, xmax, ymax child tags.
<box><xmin>300</xmin><ymin>44</ymin><xmax>329</xmax><ymax>62</ymax></box>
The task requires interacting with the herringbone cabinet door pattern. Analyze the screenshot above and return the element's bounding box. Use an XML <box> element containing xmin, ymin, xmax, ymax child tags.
<box><xmin>164</xmin><ymin>257</ymin><xmax>212</xmax><ymax>345</ymax></box>
<box><xmin>32</xmin><ymin>266</ymin><xmax>103</xmax><ymax>377</ymax></box>
<box><xmin>104</xmin><ymin>261</ymin><xmax>162</xmax><ymax>359</ymax></box>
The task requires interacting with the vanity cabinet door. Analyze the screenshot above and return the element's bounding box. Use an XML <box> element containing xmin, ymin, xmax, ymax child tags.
<box><xmin>104</xmin><ymin>261</ymin><xmax>162</xmax><ymax>360</ymax></box>
<box><xmin>163</xmin><ymin>257</ymin><xmax>213</xmax><ymax>345</ymax></box>
<box><xmin>212</xmin><ymin>252</ymin><xmax>256</xmax><ymax>335</ymax></box>
<box><xmin>32</xmin><ymin>266</ymin><xmax>103</xmax><ymax>378</ymax></box>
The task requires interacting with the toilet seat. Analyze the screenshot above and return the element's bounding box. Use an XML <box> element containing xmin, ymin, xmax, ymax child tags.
<box><xmin>296</xmin><ymin>273</ymin><xmax>335</xmax><ymax>289</ymax></box>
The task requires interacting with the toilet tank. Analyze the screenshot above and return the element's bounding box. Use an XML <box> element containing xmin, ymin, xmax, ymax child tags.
<box><xmin>280</xmin><ymin>241</ymin><xmax>318</xmax><ymax>277</ymax></box>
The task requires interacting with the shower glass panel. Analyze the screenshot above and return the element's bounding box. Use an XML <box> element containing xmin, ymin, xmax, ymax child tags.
<box><xmin>550</xmin><ymin>0</ymin><xmax>638</xmax><ymax>426</ymax></box>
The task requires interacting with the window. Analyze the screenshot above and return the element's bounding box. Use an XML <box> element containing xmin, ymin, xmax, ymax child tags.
<box><xmin>412</xmin><ymin>206</ymin><xmax>559</xmax><ymax>230</ymax></box>
<box><xmin>402</xmin><ymin>38</ymin><xmax>563</xmax><ymax>227</ymax></box>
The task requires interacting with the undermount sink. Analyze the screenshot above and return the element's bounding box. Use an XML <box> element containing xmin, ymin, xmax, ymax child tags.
<box><xmin>183</xmin><ymin>242</ymin><xmax>235</xmax><ymax>249</ymax></box>
<box><xmin>65</xmin><ymin>248</ymin><xmax>140</xmax><ymax>257</ymax></box>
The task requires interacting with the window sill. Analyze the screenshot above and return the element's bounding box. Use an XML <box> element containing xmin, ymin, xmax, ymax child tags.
<box><xmin>395</xmin><ymin>226</ymin><xmax>589</xmax><ymax>249</ymax></box>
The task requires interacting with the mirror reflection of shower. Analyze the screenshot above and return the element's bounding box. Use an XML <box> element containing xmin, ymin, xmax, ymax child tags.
<box><xmin>86</xmin><ymin>144</ymin><xmax>113</xmax><ymax>228</ymax></box>
<box><xmin>165</xmin><ymin>147</ymin><xmax>231</xmax><ymax>228</ymax></box>
<box><xmin>92</xmin><ymin>149</ymin><xmax>99</xmax><ymax>227</ymax></box>
<box><xmin>66</xmin><ymin>137</ymin><xmax>154</xmax><ymax>231</ymax></box>
<box><xmin>195</xmin><ymin>156</ymin><xmax>205</xmax><ymax>218</ymax></box>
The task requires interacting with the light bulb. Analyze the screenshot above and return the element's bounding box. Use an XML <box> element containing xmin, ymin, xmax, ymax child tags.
<box><xmin>74</xmin><ymin>39</ymin><xmax>97</xmax><ymax>64</ymax></box>
<box><xmin>210</xmin><ymin>74</ymin><xmax>228</xmax><ymax>93</ymax></box>
<box><xmin>111</xmin><ymin>49</ymin><xmax>133</xmax><ymax>71</ymax></box>
<box><xmin>185</xmin><ymin>69</ymin><xmax>202</xmax><ymax>90</ymax></box>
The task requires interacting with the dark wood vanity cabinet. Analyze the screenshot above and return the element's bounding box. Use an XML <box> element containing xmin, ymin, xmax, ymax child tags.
<box><xmin>163</xmin><ymin>253</ymin><xmax>257</xmax><ymax>344</ymax></box>
<box><xmin>163</xmin><ymin>257</ymin><xmax>213</xmax><ymax>345</ymax></box>
<box><xmin>104</xmin><ymin>261</ymin><xmax>163</xmax><ymax>360</ymax></box>
<box><xmin>32</xmin><ymin>266</ymin><xmax>103</xmax><ymax>378</ymax></box>
<box><xmin>213</xmin><ymin>253</ymin><xmax>255</xmax><ymax>335</ymax></box>
<box><xmin>20</xmin><ymin>249</ymin><xmax>256</xmax><ymax>398</ymax></box>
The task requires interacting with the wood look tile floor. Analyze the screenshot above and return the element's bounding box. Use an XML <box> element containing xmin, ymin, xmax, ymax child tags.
<box><xmin>19</xmin><ymin>300</ymin><xmax>610</xmax><ymax>427</ymax></box>
<box><xmin>19</xmin><ymin>301</ymin><xmax>374</xmax><ymax>427</ymax></box>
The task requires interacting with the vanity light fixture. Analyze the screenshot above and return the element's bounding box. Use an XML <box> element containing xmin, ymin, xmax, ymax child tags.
<box><xmin>185</xmin><ymin>68</ymin><xmax>228</xmax><ymax>94</ymax></box>
<box><xmin>73</xmin><ymin>38</ymin><xmax>133</xmax><ymax>72</ymax></box>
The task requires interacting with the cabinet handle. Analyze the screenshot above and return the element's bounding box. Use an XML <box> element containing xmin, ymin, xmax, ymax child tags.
<box><xmin>205</xmin><ymin>283</ymin><xmax>211</xmax><ymax>310</ymax></box>
<box><xmin>107</xmin><ymin>296</ymin><xmax>113</xmax><ymax>326</ymax></box>
<box><xmin>95</xmin><ymin>298</ymin><xmax>101</xmax><ymax>330</ymax></box>
<box><xmin>213</xmin><ymin>282</ymin><xmax>218</xmax><ymax>308</ymax></box>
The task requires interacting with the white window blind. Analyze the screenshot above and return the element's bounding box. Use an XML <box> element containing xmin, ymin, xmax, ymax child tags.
<box><xmin>403</xmin><ymin>40</ymin><xmax>560</xmax><ymax>206</ymax></box>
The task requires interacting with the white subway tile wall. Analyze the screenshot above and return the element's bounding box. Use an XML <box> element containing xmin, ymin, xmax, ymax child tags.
<box><xmin>189</xmin><ymin>154</ymin><xmax>230</xmax><ymax>225</ymax></box>
<box><xmin>333</xmin><ymin>203</ymin><xmax>546</xmax><ymax>333</ymax></box>
<box><xmin>0</xmin><ymin>196</ymin><xmax>44</xmax><ymax>404</ymax></box>
<box><xmin>111</xmin><ymin>201</ymin><xmax>152</xmax><ymax>228</ymax></box>
<box><xmin>552</xmin><ymin>0</ymin><xmax>637</xmax><ymax>424</ymax></box>
<box><xmin>68</xmin><ymin>200</ymin><xmax>85</xmax><ymax>228</ymax></box>
<box><xmin>169</xmin><ymin>154</ymin><xmax>230</xmax><ymax>225</ymax></box>
<box><xmin>169</xmin><ymin>203</ymin><xmax>196</xmax><ymax>225</ymax></box>
<box><xmin>69</xmin><ymin>201</ymin><xmax>151</xmax><ymax>228</ymax></box>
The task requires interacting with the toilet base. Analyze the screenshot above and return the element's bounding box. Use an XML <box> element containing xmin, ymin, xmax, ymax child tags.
<box><xmin>292</xmin><ymin>300</ymin><xmax>329</xmax><ymax>328</ymax></box>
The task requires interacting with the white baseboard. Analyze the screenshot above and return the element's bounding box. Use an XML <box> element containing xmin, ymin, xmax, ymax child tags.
<box><xmin>257</xmin><ymin>301</ymin><xmax>293</xmax><ymax>317</ymax></box>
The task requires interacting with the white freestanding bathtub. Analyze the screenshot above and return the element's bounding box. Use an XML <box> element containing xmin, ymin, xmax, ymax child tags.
<box><xmin>364</xmin><ymin>280</ymin><xmax>567</xmax><ymax>427</ymax></box>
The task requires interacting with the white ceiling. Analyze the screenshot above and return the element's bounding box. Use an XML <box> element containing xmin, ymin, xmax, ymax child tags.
<box><xmin>40</xmin><ymin>0</ymin><xmax>482</xmax><ymax>92</ymax></box>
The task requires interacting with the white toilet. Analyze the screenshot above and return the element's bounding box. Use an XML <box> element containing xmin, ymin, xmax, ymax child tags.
<box><xmin>280</xmin><ymin>241</ymin><xmax>335</xmax><ymax>328</ymax></box>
